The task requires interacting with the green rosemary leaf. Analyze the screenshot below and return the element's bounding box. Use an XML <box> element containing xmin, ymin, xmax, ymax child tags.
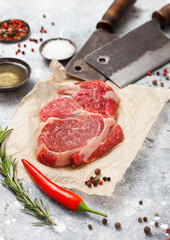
<box><xmin>32</xmin><ymin>221</ymin><xmax>53</xmax><ymax>226</ymax></box>
<box><xmin>0</xmin><ymin>126</ymin><xmax>56</xmax><ymax>226</ymax></box>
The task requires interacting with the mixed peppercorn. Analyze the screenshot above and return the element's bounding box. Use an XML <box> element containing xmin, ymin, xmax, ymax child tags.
<box><xmin>0</xmin><ymin>19</ymin><xmax>29</xmax><ymax>41</ymax></box>
<box><xmin>148</xmin><ymin>67</ymin><xmax>170</xmax><ymax>88</ymax></box>
<box><xmin>85</xmin><ymin>168</ymin><xmax>111</xmax><ymax>188</ymax></box>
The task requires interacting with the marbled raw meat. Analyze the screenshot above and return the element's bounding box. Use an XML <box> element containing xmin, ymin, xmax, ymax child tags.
<box><xmin>36</xmin><ymin>80</ymin><xmax>123</xmax><ymax>167</ymax></box>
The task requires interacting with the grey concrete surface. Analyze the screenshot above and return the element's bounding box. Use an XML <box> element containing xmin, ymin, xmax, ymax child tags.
<box><xmin>0</xmin><ymin>0</ymin><xmax>169</xmax><ymax>239</ymax></box>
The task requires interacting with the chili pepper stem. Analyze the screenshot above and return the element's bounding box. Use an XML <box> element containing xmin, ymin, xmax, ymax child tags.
<box><xmin>77</xmin><ymin>201</ymin><xmax>107</xmax><ymax>217</ymax></box>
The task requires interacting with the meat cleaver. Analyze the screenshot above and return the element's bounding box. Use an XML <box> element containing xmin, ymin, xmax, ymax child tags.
<box><xmin>85</xmin><ymin>4</ymin><xmax>170</xmax><ymax>88</ymax></box>
<box><xmin>65</xmin><ymin>0</ymin><xmax>136</xmax><ymax>81</ymax></box>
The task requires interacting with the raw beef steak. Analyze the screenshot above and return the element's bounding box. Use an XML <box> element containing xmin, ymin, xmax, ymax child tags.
<box><xmin>57</xmin><ymin>80</ymin><xmax>120</xmax><ymax>118</ymax></box>
<box><xmin>36</xmin><ymin>80</ymin><xmax>123</xmax><ymax>167</ymax></box>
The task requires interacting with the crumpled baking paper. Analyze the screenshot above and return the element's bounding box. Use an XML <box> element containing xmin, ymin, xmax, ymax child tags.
<box><xmin>5</xmin><ymin>59</ymin><xmax>170</xmax><ymax>196</ymax></box>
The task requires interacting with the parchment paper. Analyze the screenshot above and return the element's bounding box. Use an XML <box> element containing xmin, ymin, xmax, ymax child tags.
<box><xmin>5</xmin><ymin>59</ymin><xmax>170</xmax><ymax>196</ymax></box>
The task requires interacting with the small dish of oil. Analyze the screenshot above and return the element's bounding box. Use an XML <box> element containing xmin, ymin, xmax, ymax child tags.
<box><xmin>0</xmin><ymin>58</ymin><xmax>31</xmax><ymax>91</ymax></box>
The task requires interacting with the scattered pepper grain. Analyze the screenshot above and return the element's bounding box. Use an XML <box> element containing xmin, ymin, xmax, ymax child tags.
<box><xmin>90</xmin><ymin>176</ymin><xmax>95</xmax><ymax>181</ymax></box>
<box><xmin>143</xmin><ymin>217</ymin><xmax>148</xmax><ymax>222</ymax></box>
<box><xmin>144</xmin><ymin>226</ymin><xmax>151</xmax><ymax>235</ymax></box>
<box><xmin>138</xmin><ymin>217</ymin><xmax>142</xmax><ymax>222</ymax></box>
<box><xmin>114</xmin><ymin>222</ymin><xmax>121</xmax><ymax>229</ymax></box>
<box><xmin>92</xmin><ymin>181</ymin><xmax>98</xmax><ymax>187</ymax></box>
<box><xmin>154</xmin><ymin>212</ymin><xmax>159</xmax><ymax>216</ymax></box>
<box><xmin>85</xmin><ymin>181</ymin><xmax>88</xmax><ymax>186</ymax></box>
<box><xmin>103</xmin><ymin>177</ymin><xmax>107</xmax><ymax>181</ymax></box>
<box><xmin>95</xmin><ymin>177</ymin><xmax>100</xmax><ymax>182</ymax></box>
<box><xmin>139</xmin><ymin>200</ymin><xmax>143</xmax><ymax>205</ymax></box>
<box><xmin>24</xmin><ymin>44</ymin><xmax>26</xmax><ymax>48</ymax></box>
<box><xmin>51</xmin><ymin>22</ymin><xmax>55</xmax><ymax>25</ymax></box>
<box><xmin>99</xmin><ymin>180</ymin><xmax>103</xmax><ymax>185</ymax></box>
<box><xmin>22</xmin><ymin>51</ymin><xmax>25</xmax><ymax>55</ymax></box>
<box><xmin>152</xmin><ymin>80</ymin><xmax>157</xmax><ymax>85</ymax></box>
<box><xmin>156</xmin><ymin>71</ymin><xmax>160</xmax><ymax>75</ymax></box>
<box><xmin>160</xmin><ymin>82</ymin><xmax>164</xmax><ymax>87</ymax></box>
<box><xmin>88</xmin><ymin>224</ymin><xmax>92</xmax><ymax>230</ymax></box>
<box><xmin>165</xmin><ymin>75</ymin><xmax>169</xmax><ymax>80</ymax></box>
<box><xmin>155</xmin><ymin>222</ymin><xmax>159</xmax><ymax>227</ymax></box>
<box><xmin>94</xmin><ymin>168</ymin><xmax>101</xmax><ymax>175</ymax></box>
<box><xmin>102</xmin><ymin>218</ymin><xmax>107</xmax><ymax>225</ymax></box>
<box><xmin>87</xmin><ymin>182</ymin><xmax>92</xmax><ymax>188</ymax></box>
<box><xmin>43</xmin><ymin>15</ymin><xmax>46</xmax><ymax>18</ymax></box>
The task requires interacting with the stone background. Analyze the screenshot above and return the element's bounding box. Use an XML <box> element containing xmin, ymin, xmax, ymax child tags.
<box><xmin>0</xmin><ymin>0</ymin><xmax>169</xmax><ymax>239</ymax></box>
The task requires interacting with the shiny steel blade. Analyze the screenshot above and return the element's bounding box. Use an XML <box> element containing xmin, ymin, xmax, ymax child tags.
<box><xmin>65</xmin><ymin>29</ymin><xmax>118</xmax><ymax>81</ymax></box>
<box><xmin>85</xmin><ymin>20</ymin><xmax>170</xmax><ymax>88</ymax></box>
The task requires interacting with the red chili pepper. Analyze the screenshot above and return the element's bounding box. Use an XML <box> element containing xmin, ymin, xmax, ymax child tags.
<box><xmin>166</xmin><ymin>229</ymin><xmax>170</xmax><ymax>234</ymax></box>
<box><xmin>99</xmin><ymin>180</ymin><xmax>103</xmax><ymax>185</ymax></box>
<box><xmin>163</xmin><ymin>72</ymin><xmax>167</xmax><ymax>76</ymax></box>
<box><xmin>147</xmin><ymin>72</ymin><xmax>151</xmax><ymax>76</ymax></box>
<box><xmin>44</xmin><ymin>29</ymin><xmax>47</xmax><ymax>33</ymax></box>
<box><xmin>21</xmin><ymin>159</ymin><xmax>107</xmax><ymax>217</ymax></box>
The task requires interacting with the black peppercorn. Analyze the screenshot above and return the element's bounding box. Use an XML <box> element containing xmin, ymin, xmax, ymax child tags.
<box><xmin>24</xmin><ymin>44</ymin><xmax>26</xmax><ymax>48</ymax></box>
<box><xmin>90</xmin><ymin>176</ymin><xmax>95</xmax><ymax>181</ymax></box>
<box><xmin>156</xmin><ymin>71</ymin><xmax>160</xmax><ymax>75</ymax></box>
<box><xmin>94</xmin><ymin>168</ymin><xmax>101</xmax><ymax>175</ymax></box>
<box><xmin>107</xmin><ymin>177</ymin><xmax>111</xmax><ymax>181</ymax></box>
<box><xmin>39</xmin><ymin>38</ymin><xmax>43</xmax><ymax>42</ymax></box>
<box><xmin>143</xmin><ymin>217</ymin><xmax>148</xmax><ymax>222</ymax></box>
<box><xmin>102</xmin><ymin>218</ymin><xmax>107</xmax><ymax>225</ymax></box>
<box><xmin>88</xmin><ymin>224</ymin><xmax>92</xmax><ymax>230</ymax></box>
<box><xmin>22</xmin><ymin>51</ymin><xmax>25</xmax><ymax>55</ymax></box>
<box><xmin>103</xmin><ymin>177</ymin><xmax>107</xmax><ymax>181</ymax></box>
<box><xmin>92</xmin><ymin>181</ymin><xmax>98</xmax><ymax>187</ymax></box>
<box><xmin>139</xmin><ymin>200</ymin><xmax>143</xmax><ymax>205</ymax></box>
<box><xmin>144</xmin><ymin>226</ymin><xmax>151</xmax><ymax>235</ymax></box>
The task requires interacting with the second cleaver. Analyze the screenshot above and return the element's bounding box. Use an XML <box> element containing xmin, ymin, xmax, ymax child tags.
<box><xmin>85</xmin><ymin>4</ymin><xmax>170</xmax><ymax>88</ymax></box>
<box><xmin>66</xmin><ymin>0</ymin><xmax>136</xmax><ymax>81</ymax></box>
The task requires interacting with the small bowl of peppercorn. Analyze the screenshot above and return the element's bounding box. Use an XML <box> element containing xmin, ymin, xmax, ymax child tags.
<box><xmin>0</xmin><ymin>19</ymin><xmax>30</xmax><ymax>43</ymax></box>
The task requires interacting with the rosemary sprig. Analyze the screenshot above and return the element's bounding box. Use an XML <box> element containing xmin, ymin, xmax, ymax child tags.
<box><xmin>0</xmin><ymin>126</ymin><xmax>56</xmax><ymax>226</ymax></box>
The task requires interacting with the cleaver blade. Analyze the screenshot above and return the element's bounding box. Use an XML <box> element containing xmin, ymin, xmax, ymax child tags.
<box><xmin>65</xmin><ymin>0</ymin><xmax>136</xmax><ymax>81</ymax></box>
<box><xmin>85</xmin><ymin>4</ymin><xmax>170</xmax><ymax>88</ymax></box>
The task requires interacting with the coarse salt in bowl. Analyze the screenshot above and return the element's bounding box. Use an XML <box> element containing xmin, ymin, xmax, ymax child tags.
<box><xmin>40</xmin><ymin>38</ymin><xmax>76</xmax><ymax>61</ymax></box>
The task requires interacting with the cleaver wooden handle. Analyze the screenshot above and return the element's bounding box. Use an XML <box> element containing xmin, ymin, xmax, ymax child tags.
<box><xmin>96</xmin><ymin>0</ymin><xmax>136</xmax><ymax>33</ymax></box>
<box><xmin>152</xmin><ymin>4</ymin><xmax>170</xmax><ymax>29</ymax></box>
